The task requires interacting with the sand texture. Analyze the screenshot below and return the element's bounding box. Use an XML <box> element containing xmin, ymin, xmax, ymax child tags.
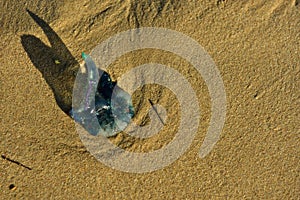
<box><xmin>1</xmin><ymin>0</ymin><xmax>299</xmax><ymax>199</ymax></box>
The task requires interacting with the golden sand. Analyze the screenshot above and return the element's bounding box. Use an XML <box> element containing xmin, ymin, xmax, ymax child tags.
<box><xmin>1</xmin><ymin>0</ymin><xmax>299</xmax><ymax>199</ymax></box>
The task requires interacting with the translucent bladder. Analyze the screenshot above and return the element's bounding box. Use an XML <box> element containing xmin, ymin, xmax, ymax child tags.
<box><xmin>71</xmin><ymin>53</ymin><xmax>134</xmax><ymax>137</ymax></box>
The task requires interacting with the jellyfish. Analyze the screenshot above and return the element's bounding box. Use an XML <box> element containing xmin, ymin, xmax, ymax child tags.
<box><xmin>70</xmin><ymin>53</ymin><xmax>134</xmax><ymax>137</ymax></box>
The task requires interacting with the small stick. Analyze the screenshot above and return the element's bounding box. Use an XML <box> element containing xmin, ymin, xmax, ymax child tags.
<box><xmin>1</xmin><ymin>154</ymin><xmax>32</xmax><ymax>170</ymax></box>
<box><xmin>148</xmin><ymin>99</ymin><xmax>165</xmax><ymax>125</ymax></box>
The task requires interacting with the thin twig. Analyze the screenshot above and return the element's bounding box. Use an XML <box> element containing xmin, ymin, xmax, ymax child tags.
<box><xmin>1</xmin><ymin>154</ymin><xmax>32</xmax><ymax>170</ymax></box>
<box><xmin>148</xmin><ymin>99</ymin><xmax>165</xmax><ymax>125</ymax></box>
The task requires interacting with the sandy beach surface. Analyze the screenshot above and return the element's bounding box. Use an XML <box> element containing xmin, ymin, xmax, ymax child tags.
<box><xmin>1</xmin><ymin>0</ymin><xmax>299</xmax><ymax>199</ymax></box>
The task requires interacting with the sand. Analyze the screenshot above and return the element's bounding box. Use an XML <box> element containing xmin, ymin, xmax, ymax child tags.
<box><xmin>1</xmin><ymin>0</ymin><xmax>299</xmax><ymax>199</ymax></box>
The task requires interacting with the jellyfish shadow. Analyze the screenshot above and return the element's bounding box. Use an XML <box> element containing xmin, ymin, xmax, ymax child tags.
<box><xmin>21</xmin><ymin>9</ymin><xmax>78</xmax><ymax>113</ymax></box>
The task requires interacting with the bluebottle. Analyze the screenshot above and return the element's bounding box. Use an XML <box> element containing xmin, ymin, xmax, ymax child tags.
<box><xmin>70</xmin><ymin>53</ymin><xmax>134</xmax><ymax>137</ymax></box>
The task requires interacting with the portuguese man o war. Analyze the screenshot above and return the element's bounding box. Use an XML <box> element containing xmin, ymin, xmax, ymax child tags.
<box><xmin>70</xmin><ymin>53</ymin><xmax>134</xmax><ymax>137</ymax></box>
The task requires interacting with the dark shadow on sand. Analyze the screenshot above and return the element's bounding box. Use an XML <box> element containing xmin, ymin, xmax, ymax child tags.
<box><xmin>21</xmin><ymin>9</ymin><xmax>78</xmax><ymax>113</ymax></box>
